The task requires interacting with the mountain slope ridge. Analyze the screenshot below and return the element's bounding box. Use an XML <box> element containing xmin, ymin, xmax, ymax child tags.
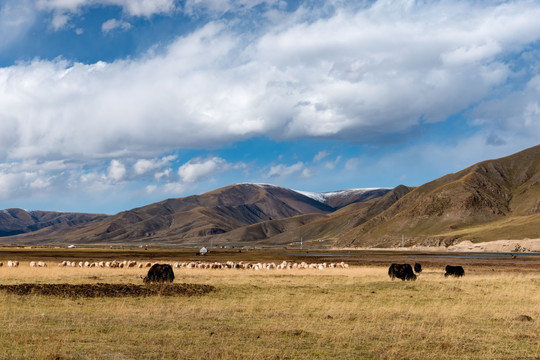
<box><xmin>0</xmin><ymin>183</ymin><xmax>390</xmax><ymax>245</ymax></box>
<box><xmin>336</xmin><ymin>144</ymin><xmax>540</xmax><ymax>247</ymax></box>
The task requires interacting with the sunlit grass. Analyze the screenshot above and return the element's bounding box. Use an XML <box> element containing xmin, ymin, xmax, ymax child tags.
<box><xmin>0</xmin><ymin>265</ymin><xmax>538</xmax><ymax>359</ymax></box>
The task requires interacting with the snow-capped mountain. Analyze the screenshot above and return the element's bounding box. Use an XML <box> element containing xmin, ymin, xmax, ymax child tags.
<box><xmin>294</xmin><ymin>188</ymin><xmax>391</xmax><ymax>208</ymax></box>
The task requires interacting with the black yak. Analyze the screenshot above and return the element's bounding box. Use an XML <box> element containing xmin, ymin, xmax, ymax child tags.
<box><xmin>388</xmin><ymin>263</ymin><xmax>417</xmax><ymax>281</ymax></box>
<box><xmin>444</xmin><ymin>265</ymin><xmax>464</xmax><ymax>277</ymax></box>
<box><xmin>143</xmin><ymin>263</ymin><xmax>175</xmax><ymax>283</ymax></box>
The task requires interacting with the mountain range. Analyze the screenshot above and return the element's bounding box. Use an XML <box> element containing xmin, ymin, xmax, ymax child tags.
<box><xmin>2</xmin><ymin>145</ymin><xmax>540</xmax><ymax>248</ymax></box>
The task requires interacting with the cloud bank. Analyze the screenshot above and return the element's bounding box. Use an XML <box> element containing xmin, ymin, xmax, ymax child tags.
<box><xmin>3</xmin><ymin>1</ymin><xmax>540</xmax><ymax>163</ymax></box>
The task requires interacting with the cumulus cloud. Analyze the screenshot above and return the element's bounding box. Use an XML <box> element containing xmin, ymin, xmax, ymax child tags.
<box><xmin>133</xmin><ymin>155</ymin><xmax>176</xmax><ymax>176</ymax></box>
<box><xmin>133</xmin><ymin>159</ymin><xmax>156</xmax><ymax>175</ymax></box>
<box><xmin>105</xmin><ymin>160</ymin><xmax>126</xmax><ymax>182</ymax></box>
<box><xmin>267</xmin><ymin>162</ymin><xmax>305</xmax><ymax>178</ymax></box>
<box><xmin>178</xmin><ymin>156</ymin><xmax>239</xmax><ymax>183</ymax></box>
<box><xmin>102</xmin><ymin>18</ymin><xmax>132</xmax><ymax>34</ymax></box>
<box><xmin>3</xmin><ymin>1</ymin><xmax>540</xmax><ymax>165</ymax></box>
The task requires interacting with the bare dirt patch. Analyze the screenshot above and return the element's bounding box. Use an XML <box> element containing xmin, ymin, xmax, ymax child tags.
<box><xmin>0</xmin><ymin>283</ymin><xmax>215</xmax><ymax>298</ymax></box>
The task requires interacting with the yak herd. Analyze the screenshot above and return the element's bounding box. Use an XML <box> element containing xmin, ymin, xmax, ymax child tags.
<box><xmin>1</xmin><ymin>258</ymin><xmax>464</xmax><ymax>283</ymax></box>
<box><xmin>388</xmin><ymin>262</ymin><xmax>465</xmax><ymax>281</ymax></box>
<box><xmin>145</xmin><ymin>262</ymin><xmax>466</xmax><ymax>284</ymax></box>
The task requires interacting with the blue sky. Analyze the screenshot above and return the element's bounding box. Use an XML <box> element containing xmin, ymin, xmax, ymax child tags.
<box><xmin>1</xmin><ymin>0</ymin><xmax>540</xmax><ymax>214</ymax></box>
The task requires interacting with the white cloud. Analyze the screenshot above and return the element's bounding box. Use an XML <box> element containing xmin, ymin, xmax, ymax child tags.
<box><xmin>0</xmin><ymin>160</ymin><xmax>72</xmax><ymax>200</ymax></box>
<box><xmin>178</xmin><ymin>157</ymin><xmax>230</xmax><ymax>183</ymax></box>
<box><xmin>145</xmin><ymin>184</ymin><xmax>157</xmax><ymax>193</ymax></box>
<box><xmin>51</xmin><ymin>12</ymin><xmax>70</xmax><ymax>30</ymax></box>
<box><xmin>102</xmin><ymin>18</ymin><xmax>132</xmax><ymax>34</ymax></box>
<box><xmin>183</xmin><ymin>0</ymin><xmax>280</xmax><ymax>16</ymax></box>
<box><xmin>267</xmin><ymin>162</ymin><xmax>305</xmax><ymax>178</ymax></box>
<box><xmin>301</xmin><ymin>167</ymin><xmax>312</xmax><ymax>178</ymax></box>
<box><xmin>155</xmin><ymin>168</ymin><xmax>172</xmax><ymax>180</ymax></box>
<box><xmin>3</xmin><ymin>1</ymin><xmax>540</xmax><ymax>165</ymax></box>
<box><xmin>34</xmin><ymin>0</ymin><xmax>176</xmax><ymax>31</ymax></box>
<box><xmin>105</xmin><ymin>160</ymin><xmax>126</xmax><ymax>182</ymax></box>
<box><xmin>324</xmin><ymin>156</ymin><xmax>341</xmax><ymax>170</ymax></box>
<box><xmin>162</xmin><ymin>181</ymin><xmax>187</xmax><ymax>194</ymax></box>
<box><xmin>133</xmin><ymin>159</ymin><xmax>156</xmax><ymax>175</ymax></box>
<box><xmin>30</xmin><ymin>177</ymin><xmax>51</xmax><ymax>189</ymax></box>
<box><xmin>0</xmin><ymin>1</ymin><xmax>36</xmax><ymax>49</ymax></box>
<box><xmin>313</xmin><ymin>150</ymin><xmax>329</xmax><ymax>162</ymax></box>
<box><xmin>0</xmin><ymin>171</ymin><xmax>24</xmax><ymax>200</ymax></box>
<box><xmin>36</xmin><ymin>0</ymin><xmax>176</xmax><ymax>17</ymax></box>
<box><xmin>133</xmin><ymin>155</ymin><xmax>176</xmax><ymax>176</ymax></box>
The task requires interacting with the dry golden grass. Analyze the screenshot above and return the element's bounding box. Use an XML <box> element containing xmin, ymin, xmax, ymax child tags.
<box><xmin>0</xmin><ymin>264</ymin><xmax>539</xmax><ymax>359</ymax></box>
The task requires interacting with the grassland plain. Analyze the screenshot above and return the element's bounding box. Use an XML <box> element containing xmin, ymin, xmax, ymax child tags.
<box><xmin>0</xmin><ymin>260</ymin><xmax>539</xmax><ymax>359</ymax></box>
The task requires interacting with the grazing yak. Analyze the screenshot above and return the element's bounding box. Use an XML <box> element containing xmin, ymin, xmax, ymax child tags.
<box><xmin>143</xmin><ymin>263</ymin><xmax>175</xmax><ymax>283</ymax></box>
<box><xmin>388</xmin><ymin>263</ymin><xmax>417</xmax><ymax>281</ymax></box>
<box><xmin>444</xmin><ymin>265</ymin><xmax>465</xmax><ymax>277</ymax></box>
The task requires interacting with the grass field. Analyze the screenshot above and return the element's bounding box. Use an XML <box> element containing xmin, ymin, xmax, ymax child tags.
<box><xmin>0</xmin><ymin>252</ymin><xmax>539</xmax><ymax>359</ymax></box>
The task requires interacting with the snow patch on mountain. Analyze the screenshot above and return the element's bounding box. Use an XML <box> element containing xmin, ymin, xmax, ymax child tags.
<box><xmin>295</xmin><ymin>188</ymin><xmax>387</xmax><ymax>204</ymax></box>
<box><xmin>236</xmin><ymin>183</ymin><xmax>389</xmax><ymax>205</ymax></box>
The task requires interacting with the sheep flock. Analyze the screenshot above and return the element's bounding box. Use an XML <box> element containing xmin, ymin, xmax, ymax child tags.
<box><xmin>1</xmin><ymin>260</ymin><xmax>349</xmax><ymax>271</ymax></box>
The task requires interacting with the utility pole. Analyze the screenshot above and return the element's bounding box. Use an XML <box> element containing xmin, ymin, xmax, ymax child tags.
<box><xmin>300</xmin><ymin>237</ymin><xmax>303</xmax><ymax>250</ymax></box>
<box><xmin>401</xmin><ymin>234</ymin><xmax>404</xmax><ymax>248</ymax></box>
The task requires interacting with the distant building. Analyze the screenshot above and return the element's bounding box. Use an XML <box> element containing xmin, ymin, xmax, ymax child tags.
<box><xmin>68</xmin><ymin>245</ymin><xmax>77</xmax><ymax>248</ymax></box>
<box><xmin>199</xmin><ymin>247</ymin><xmax>208</xmax><ymax>255</ymax></box>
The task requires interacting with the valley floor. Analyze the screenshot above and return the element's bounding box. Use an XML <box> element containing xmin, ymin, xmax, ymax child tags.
<box><xmin>0</xmin><ymin>251</ymin><xmax>539</xmax><ymax>359</ymax></box>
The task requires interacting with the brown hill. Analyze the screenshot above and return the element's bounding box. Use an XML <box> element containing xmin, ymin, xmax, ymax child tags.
<box><xmin>336</xmin><ymin>144</ymin><xmax>540</xmax><ymax>247</ymax></box>
<box><xmin>4</xmin><ymin>184</ymin><xmax>386</xmax><ymax>246</ymax></box>
<box><xmin>256</xmin><ymin>185</ymin><xmax>413</xmax><ymax>247</ymax></box>
<box><xmin>0</xmin><ymin>209</ymin><xmax>107</xmax><ymax>238</ymax></box>
<box><xmin>174</xmin><ymin>185</ymin><xmax>409</xmax><ymax>248</ymax></box>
